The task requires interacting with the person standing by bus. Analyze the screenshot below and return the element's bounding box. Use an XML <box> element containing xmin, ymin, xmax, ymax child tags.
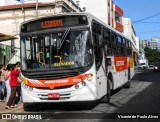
<box><xmin>14</xmin><ymin>62</ymin><xmax>22</xmax><ymax>105</ymax></box>
<box><xmin>0</xmin><ymin>64</ymin><xmax>6</xmax><ymax>102</ymax></box>
<box><xmin>5</xmin><ymin>64</ymin><xmax>20</xmax><ymax>109</ymax></box>
<box><xmin>4</xmin><ymin>64</ymin><xmax>13</xmax><ymax>102</ymax></box>
<box><xmin>0</xmin><ymin>70</ymin><xmax>2</xmax><ymax>102</ymax></box>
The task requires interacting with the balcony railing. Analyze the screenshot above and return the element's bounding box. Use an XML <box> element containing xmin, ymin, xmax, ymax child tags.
<box><xmin>115</xmin><ymin>5</ymin><xmax>123</xmax><ymax>16</ymax></box>
<box><xmin>116</xmin><ymin>21</ymin><xmax>123</xmax><ymax>32</ymax></box>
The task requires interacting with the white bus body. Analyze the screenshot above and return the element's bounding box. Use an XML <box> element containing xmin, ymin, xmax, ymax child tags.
<box><xmin>20</xmin><ymin>13</ymin><xmax>135</xmax><ymax>105</ymax></box>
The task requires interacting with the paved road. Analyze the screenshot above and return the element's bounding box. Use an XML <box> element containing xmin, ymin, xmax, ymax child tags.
<box><xmin>1</xmin><ymin>68</ymin><xmax>160</xmax><ymax>122</ymax></box>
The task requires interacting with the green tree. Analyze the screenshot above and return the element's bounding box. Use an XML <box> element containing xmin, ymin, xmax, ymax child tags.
<box><xmin>144</xmin><ymin>47</ymin><xmax>160</xmax><ymax>63</ymax></box>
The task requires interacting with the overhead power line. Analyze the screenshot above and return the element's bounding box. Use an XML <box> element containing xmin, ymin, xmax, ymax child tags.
<box><xmin>133</xmin><ymin>12</ymin><xmax>160</xmax><ymax>23</ymax></box>
<box><xmin>136</xmin><ymin>21</ymin><xmax>160</xmax><ymax>24</ymax></box>
<box><xmin>138</xmin><ymin>29</ymin><xmax>160</xmax><ymax>34</ymax></box>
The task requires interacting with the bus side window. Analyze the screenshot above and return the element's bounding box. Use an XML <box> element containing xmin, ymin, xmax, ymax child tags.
<box><xmin>110</xmin><ymin>32</ymin><xmax>115</xmax><ymax>55</ymax></box>
<box><xmin>117</xmin><ymin>36</ymin><xmax>122</xmax><ymax>56</ymax></box>
<box><xmin>113</xmin><ymin>34</ymin><xmax>118</xmax><ymax>56</ymax></box>
<box><xmin>127</xmin><ymin>41</ymin><xmax>132</xmax><ymax>56</ymax></box>
<box><xmin>92</xmin><ymin>22</ymin><xmax>103</xmax><ymax>70</ymax></box>
<box><xmin>103</xmin><ymin>28</ymin><xmax>112</xmax><ymax>55</ymax></box>
<box><xmin>120</xmin><ymin>38</ymin><xmax>124</xmax><ymax>56</ymax></box>
<box><xmin>123</xmin><ymin>39</ymin><xmax>127</xmax><ymax>56</ymax></box>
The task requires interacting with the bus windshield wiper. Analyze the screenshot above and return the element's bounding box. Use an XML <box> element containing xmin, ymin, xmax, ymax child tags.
<box><xmin>58</xmin><ymin>28</ymin><xmax>70</xmax><ymax>49</ymax></box>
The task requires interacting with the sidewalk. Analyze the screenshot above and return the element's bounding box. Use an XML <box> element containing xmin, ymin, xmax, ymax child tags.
<box><xmin>0</xmin><ymin>99</ymin><xmax>23</xmax><ymax>113</ymax></box>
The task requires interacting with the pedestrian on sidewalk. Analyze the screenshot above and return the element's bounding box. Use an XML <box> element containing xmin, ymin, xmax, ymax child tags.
<box><xmin>0</xmin><ymin>64</ymin><xmax>6</xmax><ymax>102</ymax></box>
<box><xmin>14</xmin><ymin>62</ymin><xmax>22</xmax><ymax>105</ymax></box>
<box><xmin>4</xmin><ymin>64</ymin><xmax>13</xmax><ymax>102</ymax></box>
<box><xmin>0</xmin><ymin>70</ymin><xmax>2</xmax><ymax>102</ymax></box>
<box><xmin>5</xmin><ymin>64</ymin><xmax>21</xmax><ymax>109</ymax></box>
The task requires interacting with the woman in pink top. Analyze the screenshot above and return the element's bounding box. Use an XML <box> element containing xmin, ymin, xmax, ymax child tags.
<box><xmin>4</xmin><ymin>64</ymin><xmax>14</xmax><ymax>102</ymax></box>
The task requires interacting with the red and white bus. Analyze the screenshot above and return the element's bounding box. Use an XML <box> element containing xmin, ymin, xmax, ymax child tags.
<box><xmin>20</xmin><ymin>13</ymin><xmax>136</xmax><ymax>108</ymax></box>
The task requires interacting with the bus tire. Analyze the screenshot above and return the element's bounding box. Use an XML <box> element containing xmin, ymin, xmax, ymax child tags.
<box><xmin>102</xmin><ymin>78</ymin><xmax>111</xmax><ymax>103</ymax></box>
<box><xmin>124</xmin><ymin>70</ymin><xmax>131</xmax><ymax>88</ymax></box>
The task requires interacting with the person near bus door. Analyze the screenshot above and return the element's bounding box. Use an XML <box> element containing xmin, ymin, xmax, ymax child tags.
<box><xmin>14</xmin><ymin>62</ymin><xmax>22</xmax><ymax>105</ymax></box>
<box><xmin>4</xmin><ymin>64</ymin><xmax>13</xmax><ymax>103</ymax></box>
<box><xmin>0</xmin><ymin>69</ymin><xmax>2</xmax><ymax>102</ymax></box>
<box><xmin>5</xmin><ymin>64</ymin><xmax>21</xmax><ymax>109</ymax></box>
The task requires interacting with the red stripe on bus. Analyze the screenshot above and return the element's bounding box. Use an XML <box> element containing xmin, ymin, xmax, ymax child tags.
<box><xmin>26</xmin><ymin>73</ymin><xmax>92</xmax><ymax>90</ymax></box>
<box><xmin>114</xmin><ymin>57</ymin><xmax>129</xmax><ymax>71</ymax></box>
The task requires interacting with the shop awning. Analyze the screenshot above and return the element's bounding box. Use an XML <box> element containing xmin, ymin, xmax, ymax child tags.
<box><xmin>0</xmin><ymin>33</ymin><xmax>18</xmax><ymax>42</ymax></box>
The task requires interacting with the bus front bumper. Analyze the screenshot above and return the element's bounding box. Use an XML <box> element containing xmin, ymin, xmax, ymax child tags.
<box><xmin>22</xmin><ymin>82</ymin><xmax>98</xmax><ymax>103</ymax></box>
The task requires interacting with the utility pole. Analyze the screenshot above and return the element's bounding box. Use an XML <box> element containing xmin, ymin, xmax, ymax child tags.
<box><xmin>36</xmin><ymin>0</ymin><xmax>38</xmax><ymax>17</ymax></box>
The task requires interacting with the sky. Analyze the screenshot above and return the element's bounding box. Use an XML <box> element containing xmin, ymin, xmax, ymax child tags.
<box><xmin>114</xmin><ymin>0</ymin><xmax>160</xmax><ymax>41</ymax></box>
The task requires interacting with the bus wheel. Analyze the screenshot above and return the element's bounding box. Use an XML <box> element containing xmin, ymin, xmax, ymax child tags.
<box><xmin>124</xmin><ymin>70</ymin><xmax>131</xmax><ymax>88</ymax></box>
<box><xmin>101</xmin><ymin>79</ymin><xmax>111</xmax><ymax>103</ymax></box>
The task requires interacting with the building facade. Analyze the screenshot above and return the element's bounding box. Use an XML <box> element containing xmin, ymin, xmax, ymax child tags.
<box><xmin>74</xmin><ymin>0</ymin><xmax>124</xmax><ymax>32</ymax></box>
<box><xmin>150</xmin><ymin>38</ymin><xmax>158</xmax><ymax>50</ymax></box>
<box><xmin>140</xmin><ymin>40</ymin><xmax>148</xmax><ymax>49</ymax></box>
<box><xmin>0</xmin><ymin>0</ymin><xmax>81</xmax><ymax>65</ymax></box>
<box><xmin>122</xmin><ymin>18</ymin><xmax>139</xmax><ymax>52</ymax></box>
<box><xmin>1</xmin><ymin>0</ymin><xmax>124</xmax><ymax>33</ymax></box>
<box><xmin>140</xmin><ymin>38</ymin><xmax>159</xmax><ymax>50</ymax></box>
<box><xmin>0</xmin><ymin>0</ymin><xmax>53</xmax><ymax>6</ymax></box>
<box><xmin>135</xmin><ymin>37</ymin><xmax>139</xmax><ymax>52</ymax></box>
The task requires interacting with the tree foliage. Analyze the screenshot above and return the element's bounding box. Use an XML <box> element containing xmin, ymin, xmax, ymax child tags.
<box><xmin>144</xmin><ymin>47</ymin><xmax>160</xmax><ymax>63</ymax></box>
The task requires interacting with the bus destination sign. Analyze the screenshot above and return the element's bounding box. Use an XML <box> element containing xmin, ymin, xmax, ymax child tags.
<box><xmin>21</xmin><ymin>15</ymin><xmax>88</xmax><ymax>33</ymax></box>
<box><xmin>41</xmin><ymin>19</ymin><xmax>63</xmax><ymax>29</ymax></box>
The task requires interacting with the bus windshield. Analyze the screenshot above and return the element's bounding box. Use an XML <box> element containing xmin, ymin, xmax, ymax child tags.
<box><xmin>24</xmin><ymin>29</ymin><xmax>93</xmax><ymax>70</ymax></box>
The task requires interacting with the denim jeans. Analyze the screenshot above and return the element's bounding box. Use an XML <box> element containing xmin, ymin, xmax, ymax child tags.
<box><xmin>1</xmin><ymin>81</ymin><xmax>5</xmax><ymax>89</ymax></box>
<box><xmin>6</xmin><ymin>85</ymin><xmax>11</xmax><ymax>102</ymax></box>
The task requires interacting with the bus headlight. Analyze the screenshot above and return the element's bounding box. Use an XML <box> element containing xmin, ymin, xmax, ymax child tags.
<box><xmin>24</xmin><ymin>85</ymin><xmax>28</xmax><ymax>89</ymax></box>
<box><xmin>81</xmin><ymin>81</ymin><xmax>86</xmax><ymax>86</ymax></box>
<box><xmin>87</xmin><ymin>75</ymin><xmax>92</xmax><ymax>81</ymax></box>
<box><xmin>155</xmin><ymin>67</ymin><xmax>158</xmax><ymax>70</ymax></box>
<box><xmin>29</xmin><ymin>87</ymin><xmax>33</xmax><ymax>91</ymax></box>
<box><xmin>75</xmin><ymin>84</ymin><xmax>79</xmax><ymax>89</ymax></box>
<box><xmin>22</xmin><ymin>83</ymin><xmax>33</xmax><ymax>91</ymax></box>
